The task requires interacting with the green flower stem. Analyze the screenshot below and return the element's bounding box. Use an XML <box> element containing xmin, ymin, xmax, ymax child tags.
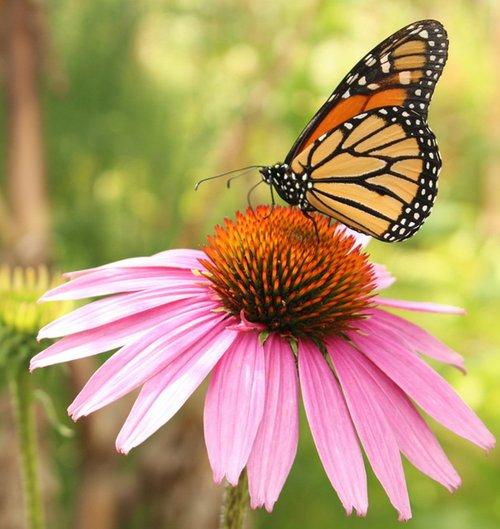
<box><xmin>9</xmin><ymin>365</ymin><xmax>45</xmax><ymax>529</ymax></box>
<box><xmin>219</xmin><ymin>471</ymin><xmax>249</xmax><ymax>529</ymax></box>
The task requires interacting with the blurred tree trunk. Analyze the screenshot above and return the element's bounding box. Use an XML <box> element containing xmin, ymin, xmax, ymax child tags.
<box><xmin>2</xmin><ymin>0</ymin><xmax>51</xmax><ymax>265</ymax></box>
<box><xmin>0</xmin><ymin>3</ymin><xmax>54</xmax><ymax>529</ymax></box>
<box><xmin>482</xmin><ymin>1</ymin><xmax>500</xmax><ymax>236</ymax></box>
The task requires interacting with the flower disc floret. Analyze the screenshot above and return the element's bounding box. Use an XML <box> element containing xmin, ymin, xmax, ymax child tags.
<box><xmin>202</xmin><ymin>206</ymin><xmax>376</xmax><ymax>339</ymax></box>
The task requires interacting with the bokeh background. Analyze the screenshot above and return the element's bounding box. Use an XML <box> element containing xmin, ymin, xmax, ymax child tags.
<box><xmin>1</xmin><ymin>0</ymin><xmax>499</xmax><ymax>528</ymax></box>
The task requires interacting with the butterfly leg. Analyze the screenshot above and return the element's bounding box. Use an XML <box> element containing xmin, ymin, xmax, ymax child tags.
<box><xmin>302</xmin><ymin>209</ymin><xmax>320</xmax><ymax>244</ymax></box>
<box><xmin>264</xmin><ymin>183</ymin><xmax>277</xmax><ymax>219</ymax></box>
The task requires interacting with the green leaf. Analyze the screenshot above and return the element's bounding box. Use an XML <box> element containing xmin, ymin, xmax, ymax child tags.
<box><xmin>34</xmin><ymin>389</ymin><xmax>74</xmax><ymax>438</ymax></box>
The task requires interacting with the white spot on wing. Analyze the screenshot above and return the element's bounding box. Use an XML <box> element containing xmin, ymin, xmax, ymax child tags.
<box><xmin>399</xmin><ymin>71</ymin><xmax>411</xmax><ymax>85</ymax></box>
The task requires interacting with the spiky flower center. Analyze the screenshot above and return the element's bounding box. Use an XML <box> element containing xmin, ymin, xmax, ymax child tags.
<box><xmin>202</xmin><ymin>206</ymin><xmax>376</xmax><ymax>340</ymax></box>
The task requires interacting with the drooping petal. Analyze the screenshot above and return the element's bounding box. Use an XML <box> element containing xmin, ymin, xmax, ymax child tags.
<box><xmin>351</xmin><ymin>324</ymin><xmax>495</xmax><ymax>450</ymax></box>
<box><xmin>204</xmin><ymin>332</ymin><xmax>266</xmax><ymax>486</ymax></box>
<box><xmin>247</xmin><ymin>335</ymin><xmax>299</xmax><ymax>512</ymax></box>
<box><xmin>65</xmin><ymin>249</ymin><xmax>207</xmax><ymax>279</ymax></box>
<box><xmin>116</xmin><ymin>324</ymin><xmax>237</xmax><ymax>454</ymax></box>
<box><xmin>329</xmin><ymin>337</ymin><xmax>460</xmax><ymax>491</ymax></box>
<box><xmin>328</xmin><ymin>339</ymin><xmax>411</xmax><ymax>521</ymax></box>
<box><xmin>38</xmin><ymin>284</ymin><xmax>210</xmax><ymax>339</ymax></box>
<box><xmin>335</xmin><ymin>224</ymin><xmax>371</xmax><ymax>249</ymax></box>
<box><xmin>41</xmin><ymin>267</ymin><xmax>205</xmax><ymax>301</ymax></box>
<box><xmin>371</xmin><ymin>264</ymin><xmax>396</xmax><ymax>290</ymax></box>
<box><xmin>68</xmin><ymin>301</ymin><xmax>224</xmax><ymax>419</ymax></box>
<box><xmin>30</xmin><ymin>298</ymin><xmax>202</xmax><ymax>370</ymax></box>
<box><xmin>298</xmin><ymin>339</ymin><xmax>367</xmax><ymax>516</ymax></box>
<box><xmin>367</xmin><ymin>308</ymin><xmax>465</xmax><ymax>371</ymax></box>
<box><xmin>374</xmin><ymin>297</ymin><xmax>465</xmax><ymax>315</ymax></box>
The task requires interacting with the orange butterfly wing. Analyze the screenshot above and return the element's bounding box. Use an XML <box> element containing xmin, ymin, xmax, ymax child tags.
<box><xmin>290</xmin><ymin>106</ymin><xmax>441</xmax><ymax>241</ymax></box>
<box><xmin>285</xmin><ymin>19</ymin><xmax>448</xmax><ymax>163</ymax></box>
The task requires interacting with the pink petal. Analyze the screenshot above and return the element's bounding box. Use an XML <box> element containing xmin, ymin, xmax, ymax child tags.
<box><xmin>335</xmin><ymin>224</ymin><xmax>371</xmax><ymax>249</ymax></box>
<box><xmin>351</xmin><ymin>323</ymin><xmax>495</xmax><ymax>450</ymax></box>
<box><xmin>38</xmin><ymin>284</ymin><xmax>211</xmax><ymax>339</ymax></box>
<box><xmin>328</xmin><ymin>339</ymin><xmax>411</xmax><ymax>521</ymax></box>
<box><xmin>247</xmin><ymin>334</ymin><xmax>299</xmax><ymax>512</ymax></box>
<box><xmin>371</xmin><ymin>264</ymin><xmax>396</xmax><ymax>290</ymax></box>
<box><xmin>65</xmin><ymin>249</ymin><xmax>207</xmax><ymax>279</ymax></box>
<box><xmin>330</xmin><ymin>338</ymin><xmax>460</xmax><ymax>491</ymax></box>
<box><xmin>68</xmin><ymin>302</ymin><xmax>224</xmax><ymax>419</ymax></box>
<box><xmin>116</xmin><ymin>323</ymin><xmax>237</xmax><ymax>453</ymax></box>
<box><xmin>367</xmin><ymin>308</ymin><xmax>465</xmax><ymax>371</ymax></box>
<box><xmin>374</xmin><ymin>297</ymin><xmax>465</xmax><ymax>315</ymax></box>
<box><xmin>204</xmin><ymin>332</ymin><xmax>266</xmax><ymax>486</ymax></box>
<box><xmin>41</xmin><ymin>268</ymin><xmax>205</xmax><ymax>301</ymax></box>
<box><xmin>30</xmin><ymin>298</ymin><xmax>202</xmax><ymax>369</ymax></box>
<box><xmin>298</xmin><ymin>339</ymin><xmax>367</xmax><ymax>516</ymax></box>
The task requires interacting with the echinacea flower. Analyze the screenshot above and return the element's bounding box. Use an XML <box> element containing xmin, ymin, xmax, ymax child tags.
<box><xmin>32</xmin><ymin>206</ymin><xmax>494</xmax><ymax>520</ymax></box>
<box><xmin>0</xmin><ymin>265</ymin><xmax>73</xmax><ymax>365</ymax></box>
<box><xmin>1</xmin><ymin>265</ymin><xmax>74</xmax><ymax>529</ymax></box>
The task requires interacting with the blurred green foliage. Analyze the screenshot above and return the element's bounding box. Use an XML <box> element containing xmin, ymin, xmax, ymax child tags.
<box><xmin>2</xmin><ymin>0</ymin><xmax>499</xmax><ymax>527</ymax></box>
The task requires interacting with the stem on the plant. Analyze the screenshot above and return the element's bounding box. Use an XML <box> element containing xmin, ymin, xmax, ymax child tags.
<box><xmin>219</xmin><ymin>470</ymin><xmax>249</xmax><ymax>529</ymax></box>
<box><xmin>9</xmin><ymin>365</ymin><xmax>45</xmax><ymax>529</ymax></box>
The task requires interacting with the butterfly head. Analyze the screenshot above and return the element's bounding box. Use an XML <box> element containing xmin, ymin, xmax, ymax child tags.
<box><xmin>260</xmin><ymin>164</ymin><xmax>284</xmax><ymax>185</ymax></box>
<box><xmin>260</xmin><ymin>163</ymin><xmax>311</xmax><ymax>210</ymax></box>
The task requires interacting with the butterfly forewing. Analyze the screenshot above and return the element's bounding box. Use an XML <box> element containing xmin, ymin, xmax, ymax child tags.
<box><xmin>285</xmin><ymin>19</ymin><xmax>448</xmax><ymax>163</ymax></box>
<box><xmin>294</xmin><ymin>106</ymin><xmax>440</xmax><ymax>241</ymax></box>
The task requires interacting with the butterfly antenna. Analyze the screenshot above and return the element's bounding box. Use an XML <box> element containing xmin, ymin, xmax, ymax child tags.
<box><xmin>194</xmin><ymin>165</ymin><xmax>263</xmax><ymax>190</ymax></box>
<box><xmin>264</xmin><ymin>184</ymin><xmax>276</xmax><ymax>219</ymax></box>
<box><xmin>226</xmin><ymin>167</ymin><xmax>259</xmax><ymax>189</ymax></box>
<box><xmin>246</xmin><ymin>180</ymin><xmax>264</xmax><ymax>210</ymax></box>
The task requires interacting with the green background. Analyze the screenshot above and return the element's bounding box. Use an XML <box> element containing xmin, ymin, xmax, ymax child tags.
<box><xmin>1</xmin><ymin>0</ymin><xmax>499</xmax><ymax>527</ymax></box>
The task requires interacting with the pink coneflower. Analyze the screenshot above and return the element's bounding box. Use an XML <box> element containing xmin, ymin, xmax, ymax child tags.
<box><xmin>32</xmin><ymin>206</ymin><xmax>494</xmax><ymax>520</ymax></box>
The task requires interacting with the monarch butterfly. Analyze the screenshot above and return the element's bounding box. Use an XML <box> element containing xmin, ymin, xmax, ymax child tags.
<box><xmin>196</xmin><ymin>20</ymin><xmax>448</xmax><ymax>242</ymax></box>
<box><xmin>259</xmin><ymin>19</ymin><xmax>448</xmax><ymax>242</ymax></box>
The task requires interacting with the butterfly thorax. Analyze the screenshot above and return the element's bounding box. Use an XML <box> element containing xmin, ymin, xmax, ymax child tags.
<box><xmin>260</xmin><ymin>163</ymin><xmax>312</xmax><ymax>210</ymax></box>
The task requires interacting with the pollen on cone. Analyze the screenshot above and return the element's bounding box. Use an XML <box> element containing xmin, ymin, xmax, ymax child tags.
<box><xmin>201</xmin><ymin>206</ymin><xmax>376</xmax><ymax>339</ymax></box>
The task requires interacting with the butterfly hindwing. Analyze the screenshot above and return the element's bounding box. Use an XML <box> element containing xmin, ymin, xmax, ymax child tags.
<box><xmin>291</xmin><ymin>106</ymin><xmax>440</xmax><ymax>241</ymax></box>
<box><xmin>285</xmin><ymin>19</ymin><xmax>448</xmax><ymax>163</ymax></box>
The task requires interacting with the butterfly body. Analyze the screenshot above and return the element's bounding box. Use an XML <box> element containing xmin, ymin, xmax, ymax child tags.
<box><xmin>261</xmin><ymin>19</ymin><xmax>448</xmax><ymax>242</ymax></box>
<box><xmin>260</xmin><ymin>164</ymin><xmax>312</xmax><ymax>210</ymax></box>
